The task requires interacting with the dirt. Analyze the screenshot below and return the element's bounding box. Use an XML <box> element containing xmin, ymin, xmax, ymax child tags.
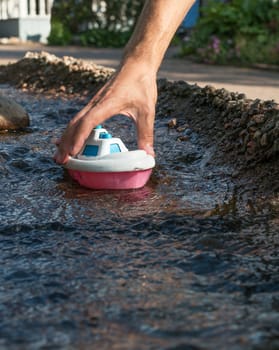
<box><xmin>0</xmin><ymin>51</ymin><xmax>278</xmax><ymax>204</ymax></box>
<box><xmin>1</xmin><ymin>51</ymin><xmax>279</xmax><ymax>350</ymax></box>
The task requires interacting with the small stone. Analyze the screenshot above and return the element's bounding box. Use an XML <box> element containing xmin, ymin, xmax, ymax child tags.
<box><xmin>0</xmin><ymin>94</ymin><xmax>30</xmax><ymax>131</ymax></box>
<box><xmin>232</xmin><ymin>170</ymin><xmax>239</xmax><ymax>178</ymax></box>
<box><xmin>167</xmin><ymin>118</ymin><xmax>177</xmax><ymax>128</ymax></box>
<box><xmin>212</xmin><ymin>96</ymin><xmax>223</xmax><ymax>107</ymax></box>
<box><xmin>204</xmin><ymin>85</ymin><xmax>216</xmax><ymax>94</ymax></box>
<box><xmin>272</xmin><ymin>139</ymin><xmax>279</xmax><ymax>153</ymax></box>
<box><xmin>59</xmin><ymin>85</ymin><xmax>66</xmax><ymax>92</ymax></box>
<box><xmin>260</xmin><ymin>133</ymin><xmax>268</xmax><ymax>147</ymax></box>
<box><xmin>246</xmin><ymin>140</ymin><xmax>257</xmax><ymax>154</ymax></box>
<box><xmin>249</xmin><ymin>126</ymin><xmax>258</xmax><ymax>132</ymax></box>
<box><xmin>238</xmin><ymin>93</ymin><xmax>246</xmax><ymax>99</ymax></box>
<box><xmin>239</xmin><ymin>129</ymin><xmax>248</xmax><ymax>138</ymax></box>
<box><xmin>253</xmin><ymin>130</ymin><xmax>262</xmax><ymax>140</ymax></box>
<box><xmin>252</xmin><ymin>114</ymin><xmax>265</xmax><ymax>124</ymax></box>
<box><xmin>176</xmin><ymin>124</ymin><xmax>190</xmax><ymax>132</ymax></box>
<box><xmin>232</xmin><ymin>118</ymin><xmax>241</xmax><ymax>127</ymax></box>
<box><xmin>177</xmin><ymin>135</ymin><xmax>189</xmax><ymax>142</ymax></box>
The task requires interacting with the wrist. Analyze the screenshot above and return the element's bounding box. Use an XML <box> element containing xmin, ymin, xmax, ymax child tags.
<box><xmin>117</xmin><ymin>56</ymin><xmax>158</xmax><ymax>82</ymax></box>
<box><xmin>121</xmin><ymin>46</ymin><xmax>161</xmax><ymax>74</ymax></box>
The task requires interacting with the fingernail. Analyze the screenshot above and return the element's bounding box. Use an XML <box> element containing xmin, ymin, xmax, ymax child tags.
<box><xmin>144</xmin><ymin>144</ymin><xmax>155</xmax><ymax>157</ymax></box>
<box><xmin>53</xmin><ymin>150</ymin><xmax>62</xmax><ymax>164</ymax></box>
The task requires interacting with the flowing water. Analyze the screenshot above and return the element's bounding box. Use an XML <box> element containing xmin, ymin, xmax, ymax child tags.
<box><xmin>0</xmin><ymin>86</ymin><xmax>278</xmax><ymax>350</ymax></box>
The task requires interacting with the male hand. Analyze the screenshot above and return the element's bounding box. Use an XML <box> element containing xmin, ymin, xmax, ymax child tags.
<box><xmin>54</xmin><ymin>64</ymin><xmax>157</xmax><ymax>164</ymax></box>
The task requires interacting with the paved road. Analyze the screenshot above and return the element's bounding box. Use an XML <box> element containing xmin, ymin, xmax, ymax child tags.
<box><xmin>0</xmin><ymin>43</ymin><xmax>278</xmax><ymax>102</ymax></box>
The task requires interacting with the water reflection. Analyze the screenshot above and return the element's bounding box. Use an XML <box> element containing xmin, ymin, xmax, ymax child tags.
<box><xmin>0</xmin><ymin>86</ymin><xmax>278</xmax><ymax>350</ymax></box>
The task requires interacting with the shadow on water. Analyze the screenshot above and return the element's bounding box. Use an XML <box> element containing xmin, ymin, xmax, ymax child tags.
<box><xmin>0</xmin><ymin>86</ymin><xmax>278</xmax><ymax>350</ymax></box>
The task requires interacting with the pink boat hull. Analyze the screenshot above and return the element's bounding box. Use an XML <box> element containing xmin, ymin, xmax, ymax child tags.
<box><xmin>68</xmin><ymin>169</ymin><xmax>153</xmax><ymax>190</ymax></box>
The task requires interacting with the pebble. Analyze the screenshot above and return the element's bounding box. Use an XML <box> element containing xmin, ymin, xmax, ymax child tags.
<box><xmin>0</xmin><ymin>94</ymin><xmax>29</xmax><ymax>131</ymax></box>
<box><xmin>0</xmin><ymin>51</ymin><xmax>278</xmax><ymax>164</ymax></box>
<box><xmin>167</xmin><ymin>118</ymin><xmax>177</xmax><ymax>128</ymax></box>
<box><xmin>260</xmin><ymin>133</ymin><xmax>268</xmax><ymax>147</ymax></box>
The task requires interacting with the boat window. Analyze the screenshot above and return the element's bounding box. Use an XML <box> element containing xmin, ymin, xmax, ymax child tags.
<box><xmin>110</xmin><ymin>144</ymin><xmax>121</xmax><ymax>153</ymax></box>
<box><xmin>82</xmin><ymin>145</ymin><xmax>99</xmax><ymax>156</ymax></box>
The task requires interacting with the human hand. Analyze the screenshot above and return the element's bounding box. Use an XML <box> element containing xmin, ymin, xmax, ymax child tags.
<box><xmin>54</xmin><ymin>63</ymin><xmax>157</xmax><ymax>164</ymax></box>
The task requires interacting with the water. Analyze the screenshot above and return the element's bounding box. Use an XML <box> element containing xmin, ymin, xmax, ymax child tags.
<box><xmin>0</xmin><ymin>86</ymin><xmax>278</xmax><ymax>350</ymax></box>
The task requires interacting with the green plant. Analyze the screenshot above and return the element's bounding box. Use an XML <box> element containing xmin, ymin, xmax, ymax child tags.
<box><xmin>47</xmin><ymin>20</ymin><xmax>72</xmax><ymax>46</ymax></box>
<box><xmin>48</xmin><ymin>0</ymin><xmax>144</xmax><ymax>47</ymax></box>
<box><xmin>180</xmin><ymin>0</ymin><xmax>279</xmax><ymax>66</ymax></box>
<box><xmin>79</xmin><ymin>29</ymin><xmax>132</xmax><ymax>47</ymax></box>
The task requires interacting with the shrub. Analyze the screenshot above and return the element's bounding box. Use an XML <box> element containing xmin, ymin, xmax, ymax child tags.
<box><xmin>48</xmin><ymin>0</ymin><xmax>144</xmax><ymax>47</ymax></box>
<box><xmin>47</xmin><ymin>20</ymin><xmax>72</xmax><ymax>46</ymax></box>
<box><xmin>180</xmin><ymin>0</ymin><xmax>279</xmax><ymax>66</ymax></box>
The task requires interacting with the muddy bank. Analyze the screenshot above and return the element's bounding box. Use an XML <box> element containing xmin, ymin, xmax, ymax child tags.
<box><xmin>0</xmin><ymin>51</ymin><xmax>278</xmax><ymax>199</ymax></box>
<box><xmin>0</xmin><ymin>51</ymin><xmax>113</xmax><ymax>96</ymax></box>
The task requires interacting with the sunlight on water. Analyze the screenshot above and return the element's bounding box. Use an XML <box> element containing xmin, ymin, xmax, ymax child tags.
<box><xmin>0</xmin><ymin>87</ymin><xmax>278</xmax><ymax>350</ymax></box>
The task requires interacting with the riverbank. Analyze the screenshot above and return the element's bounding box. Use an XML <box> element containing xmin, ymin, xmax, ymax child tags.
<box><xmin>1</xmin><ymin>50</ymin><xmax>279</xmax><ymax>350</ymax></box>
<box><xmin>0</xmin><ymin>42</ymin><xmax>279</xmax><ymax>102</ymax></box>
<box><xmin>0</xmin><ymin>51</ymin><xmax>278</xmax><ymax>206</ymax></box>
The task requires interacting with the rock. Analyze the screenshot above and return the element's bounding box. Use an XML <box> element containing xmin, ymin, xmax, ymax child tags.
<box><xmin>167</xmin><ymin>118</ymin><xmax>177</xmax><ymax>128</ymax></box>
<box><xmin>177</xmin><ymin>135</ymin><xmax>190</xmax><ymax>142</ymax></box>
<box><xmin>0</xmin><ymin>51</ymin><xmax>278</xmax><ymax>168</ymax></box>
<box><xmin>0</xmin><ymin>94</ymin><xmax>30</xmax><ymax>131</ymax></box>
<box><xmin>246</xmin><ymin>140</ymin><xmax>257</xmax><ymax>154</ymax></box>
<box><xmin>252</xmin><ymin>114</ymin><xmax>265</xmax><ymax>124</ymax></box>
<box><xmin>253</xmin><ymin>130</ymin><xmax>262</xmax><ymax>140</ymax></box>
<box><xmin>0</xmin><ymin>51</ymin><xmax>114</xmax><ymax>95</ymax></box>
<box><xmin>260</xmin><ymin>133</ymin><xmax>268</xmax><ymax>147</ymax></box>
<box><xmin>176</xmin><ymin>123</ymin><xmax>190</xmax><ymax>132</ymax></box>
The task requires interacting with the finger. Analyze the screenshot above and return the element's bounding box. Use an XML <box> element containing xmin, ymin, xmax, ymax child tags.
<box><xmin>54</xmin><ymin>102</ymin><xmax>121</xmax><ymax>164</ymax></box>
<box><xmin>51</xmin><ymin>137</ymin><xmax>60</xmax><ymax>146</ymax></box>
<box><xmin>54</xmin><ymin>120</ymin><xmax>79</xmax><ymax>164</ymax></box>
<box><xmin>136</xmin><ymin>111</ymin><xmax>155</xmax><ymax>157</ymax></box>
<box><xmin>53</xmin><ymin>148</ymin><xmax>69</xmax><ymax>164</ymax></box>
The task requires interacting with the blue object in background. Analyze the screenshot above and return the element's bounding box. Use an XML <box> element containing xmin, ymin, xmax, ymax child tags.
<box><xmin>182</xmin><ymin>0</ymin><xmax>200</xmax><ymax>28</ymax></box>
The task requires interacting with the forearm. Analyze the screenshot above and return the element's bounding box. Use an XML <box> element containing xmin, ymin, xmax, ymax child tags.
<box><xmin>54</xmin><ymin>0</ymin><xmax>195</xmax><ymax>164</ymax></box>
<box><xmin>121</xmin><ymin>0</ymin><xmax>195</xmax><ymax>72</ymax></box>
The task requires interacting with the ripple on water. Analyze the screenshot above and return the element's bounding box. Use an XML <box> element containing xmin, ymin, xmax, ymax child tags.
<box><xmin>0</xmin><ymin>87</ymin><xmax>278</xmax><ymax>350</ymax></box>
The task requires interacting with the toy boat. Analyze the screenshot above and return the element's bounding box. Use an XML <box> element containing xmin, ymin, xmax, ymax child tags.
<box><xmin>64</xmin><ymin>125</ymin><xmax>155</xmax><ymax>190</ymax></box>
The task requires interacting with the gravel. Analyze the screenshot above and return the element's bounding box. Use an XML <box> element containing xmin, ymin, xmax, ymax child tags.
<box><xmin>0</xmin><ymin>50</ymin><xmax>278</xmax><ymax>199</ymax></box>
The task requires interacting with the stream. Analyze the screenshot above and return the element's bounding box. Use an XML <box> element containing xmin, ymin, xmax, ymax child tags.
<box><xmin>0</xmin><ymin>86</ymin><xmax>278</xmax><ymax>350</ymax></box>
